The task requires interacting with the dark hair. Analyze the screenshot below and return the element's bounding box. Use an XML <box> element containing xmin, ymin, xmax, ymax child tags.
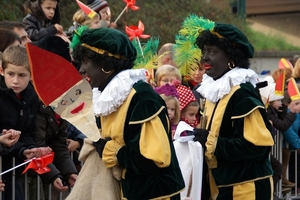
<box><xmin>0</xmin><ymin>21</ymin><xmax>26</xmax><ymax>30</ymax></box>
<box><xmin>74</xmin><ymin>45</ymin><xmax>134</xmax><ymax>72</ymax></box>
<box><xmin>0</xmin><ymin>28</ymin><xmax>21</xmax><ymax>52</ymax></box>
<box><xmin>195</xmin><ymin>30</ymin><xmax>250</xmax><ymax>69</ymax></box>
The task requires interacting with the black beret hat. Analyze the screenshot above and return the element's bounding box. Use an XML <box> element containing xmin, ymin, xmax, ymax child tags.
<box><xmin>33</xmin><ymin>35</ymin><xmax>71</xmax><ymax>62</ymax></box>
<box><xmin>214</xmin><ymin>22</ymin><xmax>254</xmax><ymax>58</ymax></box>
<box><xmin>80</xmin><ymin>28</ymin><xmax>137</xmax><ymax>62</ymax></box>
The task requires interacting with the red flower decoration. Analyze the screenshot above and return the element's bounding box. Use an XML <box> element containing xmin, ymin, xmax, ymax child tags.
<box><xmin>124</xmin><ymin>0</ymin><xmax>139</xmax><ymax>11</ymax></box>
<box><xmin>125</xmin><ymin>21</ymin><xmax>150</xmax><ymax>41</ymax></box>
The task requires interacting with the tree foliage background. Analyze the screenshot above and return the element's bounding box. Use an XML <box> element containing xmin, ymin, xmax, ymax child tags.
<box><xmin>0</xmin><ymin>0</ymin><xmax>246</xmax><ymax>48</ymax></box>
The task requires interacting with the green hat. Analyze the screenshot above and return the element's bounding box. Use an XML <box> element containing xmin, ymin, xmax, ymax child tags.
<box><xmin>80</xmin><ymin>28</ymin><xmax>137</xmax><ymax>62</ymax></box>
<box><xmin>214</xmin><ymin>22</ymin><xmax>254</xmax><ymax>58</ymax></box>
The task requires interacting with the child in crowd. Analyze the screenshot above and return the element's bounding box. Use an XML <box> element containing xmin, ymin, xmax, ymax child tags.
<box><xmin>154</xmin><ymin>64</ymin><xmax>182</xmax><ymax>87</ymax></box>
<box><xmin>260</xmin><ymin>77</ymin><xmax>297</xmax><ymax>194</ymax></box>
<box><xmin>23</xmin><ymin>0</ymin><xmax>64</xmax><ymax>41</ymax></box>
<box><xmin>281</xmin><ymin>82</ymin><xmax>300</xmax><ymax>189</ymax></box>
<box><xmin>87</xmin><ymin>0</ymin><xmax>116</xmax><ymax>28</ymax></box>
<box><xmin>186</xmin><ymin>62</ymin><xmax>205</xmax><ymax>102</ymax></box>
<box><xmin>154</xmin><ymin>84</ymin><xmax>180</xmax><ymax>139</ymax></box>
<box><xmin>0</xmin><ymin>45</ymin><xmax>52</xmax><ymax>200</ymax></box>
<box><xmin>175</xmin><ymin>82</ymin><xmax>200</xmax><ymax>128</ymax></box>
<box><xmin>27</xmin><ymin>34</ymin><xmax>78</xmax><ymax>200</ymax></box>
<box><xmin>70</xmin><ymin>2</ymin><xmax>102</xmax><ymax>52</ymax></box>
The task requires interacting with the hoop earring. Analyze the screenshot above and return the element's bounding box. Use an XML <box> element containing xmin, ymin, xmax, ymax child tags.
<box><xmin>101</xmin><ymin>68</ymin><xmax>112</xmax><ymax>74</ymax></box>
<box><xmin>227</xmin><ymin>62</ymin><xmax>235</xmax><ymax>70</ymax></box>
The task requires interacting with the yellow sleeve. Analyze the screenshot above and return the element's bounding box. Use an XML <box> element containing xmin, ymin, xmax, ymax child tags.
<box><xmin>244</xmin><ymin>109</ymin><xmax>274</xmax><ymax>146</ymax></box>
<box><xmin>139</xmin><ymin>115</ymin><xmax>171</xmax><ymax>167</ymax></box>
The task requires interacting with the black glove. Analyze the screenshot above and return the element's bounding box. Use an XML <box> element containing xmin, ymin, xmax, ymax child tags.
<box><xmin>93</xmin><ymin>138</ymin><xmax>111</xmax><ymax>158</ymax></box>
<box><xmin>193</xmin><ymin>128</ymin><xmax>209</xmax><ymax>147</ymax></box>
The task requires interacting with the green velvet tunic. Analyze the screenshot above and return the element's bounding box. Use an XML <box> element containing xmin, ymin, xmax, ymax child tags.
<box><xmin>204</xmin><ymin>82</ymin><xmax>274</xmax><ymax>198</ymax></box>
<box><xmin>101</xmin><ymin>81</ymin><xmax>185</xmax><ymax>200</ymax></box>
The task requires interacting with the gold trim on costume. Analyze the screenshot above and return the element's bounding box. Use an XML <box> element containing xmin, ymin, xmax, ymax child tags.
<box><xmin>129</xmin><ymin>107</ymin><xmax>165</xmax><ymax>124</ymax></box>
<box><xmin>231</xmin><ymin>105</ymin><xmax>265</xmax><ymax>119</ymax></box>
<box><xmin>211</xmin><ymin>31</ymin><xmax>224</xmax><ymax>38</ymax></box>
<box><xmin>81</xmin><ymin>43</ymin><xmax>127</xmax><ymax>59</ymax></box>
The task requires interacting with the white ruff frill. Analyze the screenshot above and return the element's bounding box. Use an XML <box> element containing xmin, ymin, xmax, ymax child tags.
<box><xmin>93</xmin><ymin>69</ymin><xmax>146</xmax><ymax>116</ymax></box>
<box><xmin>197</xmin><ymin>68</ymin><xmax>258</xmax><ymax>103</ymax></box>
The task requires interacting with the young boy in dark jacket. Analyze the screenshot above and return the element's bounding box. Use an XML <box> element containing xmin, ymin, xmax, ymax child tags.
<box><xmin>0</xmin><ymin>45</ymin><xmax>51</xmax><ymax>200</ymax></box>
<box><xmin>23</xmin><ymin>0</ymin><xmax>64</xmax><ymax>41</ymax></box>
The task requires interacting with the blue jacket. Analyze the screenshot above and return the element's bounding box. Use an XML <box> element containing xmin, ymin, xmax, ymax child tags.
<box><xmin>282</xmin><ymin>111</ymin><xmax>300</xmax><ymax>150</ymax></box>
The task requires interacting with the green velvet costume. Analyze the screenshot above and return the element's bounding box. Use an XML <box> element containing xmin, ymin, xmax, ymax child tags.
<box><xmin>101</xmin><ymin>80</ymin><xmax>185</xmax><ymax>200</ymax></box>
<box><xmin>204</xmin><ymin>82</ymin><xmax>274</xmax><ymax>199</ymax></box>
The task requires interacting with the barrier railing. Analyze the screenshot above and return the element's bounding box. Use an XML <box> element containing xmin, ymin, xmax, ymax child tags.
<box><xmin>271</xmin><ymin>130</ymin><xmax>300</xmax><ymax>200</ymax></box>
<box><xmin>0</xmin><ymin>152</ymin><xmax>78</xmax><ymax>200</ymax></box>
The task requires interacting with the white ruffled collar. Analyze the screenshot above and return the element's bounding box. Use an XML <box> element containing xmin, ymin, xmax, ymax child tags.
<box><xmin>93</xmin><ymin>69</ymin><xmax>146</xmax><ymax>116</ymax></box>
<box><xmin>197</xmin><ymin>68</ymin><xmax>258</xmax><ymax>103</ymax></box>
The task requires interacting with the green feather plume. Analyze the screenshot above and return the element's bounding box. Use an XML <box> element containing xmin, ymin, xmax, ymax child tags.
<box><xmin>70</xmin><ymin>25</ymin><xmax>89</xmax><ymax>50</ymax></box>
<box><xmin>174</xmin><ymin>14</ymin><xmax>215</xmax><ymax>76</ymax></box>
<box><xmin>132</xmin><ymin>37</ymin><xmax>160</xmax><ymax>70</ymax></box>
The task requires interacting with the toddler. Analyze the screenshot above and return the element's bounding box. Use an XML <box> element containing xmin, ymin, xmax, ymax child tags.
<box><xmin>154</xmin><ymin>84</ymin><xmax>180</xmax><ymax>139</ymax></box>
<box><xmin>175</xmin><ymin>83</ymin><xmax>199</xmax><ymax>128</ymax></box>
<box><xmin>281</xmin><ymin>81</ymin><xmax>300</xmax><ymax>189</ymax></box>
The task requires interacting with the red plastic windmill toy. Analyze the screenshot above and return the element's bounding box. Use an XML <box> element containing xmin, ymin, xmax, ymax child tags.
<box><xmin>0</xmin><ymin>152</ymin><xmax>54</xmax><ymax>176</ymax></box>
<box><xmin>114</xmin><ymin>0</ymin><xmax>139</xmax><ymax>23</ymax></box>
<box><xmin>125</xmin><ymin>20</ymin><xmax>150</xmax><ymax>57</ymax></box>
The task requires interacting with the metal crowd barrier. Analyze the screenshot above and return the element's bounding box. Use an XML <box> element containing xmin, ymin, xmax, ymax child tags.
<box><xmin>271</xmin><ymin>130</ymin><xmax>300</xmax><ymax>200</ymax></box>
<box><xmin>0</xmin><ymin>152</ymin><xmax>79</xmax><ymax>200</ymax></box>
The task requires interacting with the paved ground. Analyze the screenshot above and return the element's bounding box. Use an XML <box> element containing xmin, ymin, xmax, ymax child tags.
<box><xmin>247</xmin><ymin>12</ymin><xmax>300</xmax><ymax>46</ymax></box>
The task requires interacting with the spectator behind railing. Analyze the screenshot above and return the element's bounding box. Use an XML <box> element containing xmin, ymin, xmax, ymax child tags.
<box><xmin>0</xmin><ymin>44</ymin><xmax>52</xmax><ymax>200</ymax></box>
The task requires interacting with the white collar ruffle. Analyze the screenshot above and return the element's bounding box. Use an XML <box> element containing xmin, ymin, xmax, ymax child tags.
<box><xmin>197</xmin><ymin>68</ymin><xmax>258</xmax><ymax>103</ymax></box>
<box><xmin>93</xmin><ymin>69</ymin><xmax>146</xmax><ymax>116</ymax></box>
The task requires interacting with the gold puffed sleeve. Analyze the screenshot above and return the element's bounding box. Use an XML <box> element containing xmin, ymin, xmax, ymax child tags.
<box><xmin>139</xmin><ymin>115</ymin><xmax>171</xmax><ymax>168</ymax></box>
